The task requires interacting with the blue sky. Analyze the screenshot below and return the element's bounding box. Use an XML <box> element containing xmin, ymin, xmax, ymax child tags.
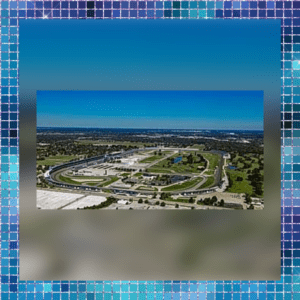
<box><xmin>37</xmin><ymin>90</ymin><xmax>263</xmax><ymax>130</ymax></box>
<box><xmin>19</xmin><ymin>19</ymin><xmax>279</xmax><ymax>129</ymax></box>
<box><xmin>21</xmin><ymin>19</ymin><xmax>279</xmax><ymax>92</ymax></box>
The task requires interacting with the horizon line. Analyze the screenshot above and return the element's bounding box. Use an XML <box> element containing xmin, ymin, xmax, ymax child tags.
<box><xmin>37</xmin><ymin>126</ymin><xmax>263</xmax><ymax>131</ymax></box>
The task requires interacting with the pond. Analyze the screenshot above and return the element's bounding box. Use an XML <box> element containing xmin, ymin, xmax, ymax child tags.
<box><xmin>227</xmin><ymin>165</ymin><xmax>237</xmax><ymax>170</ymax></box>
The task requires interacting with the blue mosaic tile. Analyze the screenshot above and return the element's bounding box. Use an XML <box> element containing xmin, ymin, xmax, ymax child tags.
<box><xmin>0</xmin><ymin>0</ymin><xmax>290</xmax><ymax>299</ymax></box>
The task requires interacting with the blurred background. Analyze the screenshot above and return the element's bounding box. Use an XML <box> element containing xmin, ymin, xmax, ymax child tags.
<box><xmin>20</xmin><ymin>19</ymin><xmax>281</xmax><ymax>280</ymax></box>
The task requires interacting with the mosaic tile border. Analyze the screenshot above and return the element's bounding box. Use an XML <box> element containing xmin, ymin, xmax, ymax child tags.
<box><xmin>0</xmin><ymin>0</ymin><xmax>293</xmax><ymax>299</ymax></box>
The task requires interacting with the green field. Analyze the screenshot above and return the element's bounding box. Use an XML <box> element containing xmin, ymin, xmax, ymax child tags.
<box><xmin>172</xmin><ymin>198</ymin><xmax>192</xmax><ymax>203</ymax></box>
<box><xmin>120</xmin><ymin>173</ymin><xmax>131</xmax><ymax>177</ymax></box>
<box><xmin>226</xmin><ymin>170</ymin><xmax>253</xmax><ymax>194</ymax></box>
<box><xmin>140</xmin><ymin>155</ymin><xmax>163</xmax><ymax>163</ymax></box>
<box><xmin>136</xmin><ymin>186</ymin><xmax>158</xmax><ymax>191</ymax></box>
<box><xmin>148</xmin><ymin>153</ymin><xmax>205</xmax><ymax>174</ymax></box>
<box><xmin>201</xmin><ymin>153</ymin><xmax>220</xmax><ymax>175</ymax></box>
<box><xmin>70</xmin><ymin>175</ymin><xmax>105</xmax><ymax>180</ymax></box>
<box><xmin>161</xmin><ymin>177</ymin><xmax>203</xmax><ymax>191</ymax></box>
<box><xmin>37</xmin><ymin>155</ymin><xmax>78</xmax><ymax>166</ymax></box>
<box><xmin>231</xmin><ymin>154</ymin><xmax>262</xmax><ymax>171</ymax></box>
<box><xmin>198</xmin><ymin>176</ymin><xmax>215</xmax><ymax>189</ymax></box>
<box><xmin>85</xmin><ymin>182</ymin><xmax>100</xmax><ymax>186</ymax></box>
<box><xmin>226</xmin><ymin>153</ymin><xmax>264</xmax><ymax>196</ymax></box>
<box><xmin>192</xmin><ymin>144</ymin><xmax>205</xmax><ymax>150</ymax></box>
<box><xmin>133</xmin><ymin>172</ymin><xmax>143</xmax><ymax>177</ymax></box>
<box><xmin>58</xmin><ymin>175</ymin><xmax>81</xmax><ymax>185</ymax></box>
<box><xmin>147</xmin><ymin>168</ymin><xmax>173</xmax><ymax>174</ymax></box>
<box><xmin>99</xmin><ymin>176</ymin><xmax>119</xmax><ymax>187</ymax></box>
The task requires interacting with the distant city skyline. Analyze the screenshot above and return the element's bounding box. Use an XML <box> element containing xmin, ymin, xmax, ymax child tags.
<box><xmin>37</xmin><ymin>90</ymin><xmax>263</xmax><ymax>130</ymax></box>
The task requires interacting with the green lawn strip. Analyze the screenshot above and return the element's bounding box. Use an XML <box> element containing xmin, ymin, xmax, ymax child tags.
<box><xmin>171</xmin><ymin>198</ymin><xmax>191</xmax><ymax>203</ymax></box>
<box><xmin>162</xmin><ymin>151</ymin><xmax>172</xmax><ymax>155</ymax></box>
<box><xmin>84</xmin><ymin>182</ymin><xmax>100</xmax><ymax>186</ymax></box>
<box><xmin>133</xmin><ymin>172</ymin><xmax>143</xmax><ymax>177</ymax></box>
<box><xmin>226</xmin><ymin>170</ymin><xmax>253</xmax><ymax>194</ymax></box>
<box><xmin>171</xmin><ymin>162</ymin><xmax>205</xmax><ymax>174</ymax></box>
<box><xmin>99</xmin><ymin>176</ymin><xmax>119</xmax><ymax>187</ymax></box>
<box><xmin>136</xmin><ymin>186</ymin><xmax>158</xmax><ymax>191</ymax></box>
<box><xmin>202</xmin><ymin>153</ymin><xmax>220</xmax><ymax>173</ymax></box>
<box><xmin>161</xmin><ymin>177</ymin><xmax>203</xmax><ymax>191</ymax></box>
<box><xmin>70</xmin><ymin>175</ymin><xmax>105</xmax><ymax>180</ymax></box>
<box><xmin>58</xmin><ymin>175</ymin><xmax>81</xmax><ymax>185</ymax></box>
<box><xmin>150</xmin><ymin>154</ymin><xmax>179</xmax><ymax>167</ymax></box>
<box><xmin>37</xmin><ymin>155</ymin><xmax>78</xmax><ymax>166</ymax></box>
<box><xmin>140</xmin><ymin>155</ymin><xmax>163</xmax><ymax>163</ymax></box>
<box><xmin>120</xmin><ymin>173</ymin><xmax>131</xmax><ymax>177</ymax></box>
<box><xmin>148</xmin><ymin>168</ymin><xmax>173</xmax><ymax>174</ymax></box>
<box><xmin>198</xmin><ymin>176</ymin><xmax>215</xmax><ymax>189</ymax></box>
<box><xmin>149</xmin><ymin>153</ymin><xmax>204</xmax><ymax>174</ymax></box>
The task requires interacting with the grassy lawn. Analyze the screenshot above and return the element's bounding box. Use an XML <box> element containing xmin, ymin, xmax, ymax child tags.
<box><xmin>148</xmin><ymin>152</ymin><xmax>205</xmax><ymax>174</ymax></box>
<box><xmin>84</xmin><ymin>182</ymin><xmax>100</xmax><ymax>186</ymax></box>
<box><xmin>120</xmin><ymin>173</ymin><xmax>131</xmax><ymax>177</ymax></box>
<box><xmin>133</xmin><ymin>172</ymin><xmax>143</xmax><ymax>177</ymax></box>
<box><xmin>140</xmin><ymin>155</ymin><xmax>163</xmax><ymax>163</ymax></box>
<box><xmin>147</xmin><ymin>168</ymin><xmax>173</xmax><ymax>174</ymax></box>
<box><xmin>227</xmin><ymin>152</ymin><xmax>264</xmax><ymax>196</ymax></box>
<box><xmin>99</xmin><ymin>176</ymin><xmax>119</xmax><ymax>187</ymax></box>
<box><xmin>198</xmin><ymin>176</ymin><xmax>215</xmax><ymax>189</ymax></box>
<box><xmin>70</xmin><ymin>175</ymin><xmax>105</xmax><ymax>180</ymax></box>
<box><xmin>226</xmin><ymin>170</ymin><xmax>253</xmax><ymax>194</ymax></box>
<box><xmin>161</xmin><ymin>177</ymin><xmax>203</xmax><ymax>191</ymax></box>
<box><xmin>136</xmin><ymin>186</ymin><xmax>158</xmax><ymax>191</ymax></box>
<box><xmin>172</xmin><ymin>198</ymin><xmax>192</xmax><ymax>203</ymax></box>
<box><xmin>58</xmin><ymin>175</ymin><xmax>81</xmax><ymax>185</ymax></box>
<box><xmin>192</xmin><ymin>144</ymin><xmax>205</xmax><ymax>150</ymax></box>
<box><xmin>202</xmin><ymin>153</ymin><xmax>220</xmax><ymax>175</ymax></box>
<box><xmin>37</xmin><ymin>155</ymin><xmax>78</xmax><ymax>166</ymax></box>
<box><xmin>162</xmin><ymin>151</ymin><xmax>173</xmax><ymax>155</ymax></box>
<box><xmin>171</xmin><ymin>161</ymin><xmax>205</xmax><ymax>173</ymax></box>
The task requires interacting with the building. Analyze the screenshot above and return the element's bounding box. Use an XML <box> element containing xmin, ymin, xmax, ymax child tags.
<box><xmin>223</xmin><ymin>153</ymin><xmax>231</xmax><ymax>159</ymax></box>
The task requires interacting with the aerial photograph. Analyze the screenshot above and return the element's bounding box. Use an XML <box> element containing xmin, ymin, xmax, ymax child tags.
<box><xmin>36</xmin><ymin>90</ymin><xmax>264</xmax><ymax>210</ymax></box>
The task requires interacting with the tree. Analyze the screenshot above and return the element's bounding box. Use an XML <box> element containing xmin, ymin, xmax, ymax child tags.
<box><xmin>189</xmin><ymin>197</ymin><xmax>195</xmax><ymax>204</ymax></box>
<box><xmin>175</xmin><ymin>203</ymin><xmax>179</xmax><ymax>208</ymax></box>
<box><xmin>236</xmin><ymin>176</ymin><xmax>243</xmax><ymax>181</ymax></box>
<box><xmin>244</xmin><ymin>193</ymin><xmax>252</xmax><ymax>204</ymax></box>
<box><xmin>219</xmin><ymin>199</ymin><xmax>225</xmax><ymax>207</ymax></box>
<box><xmin>138</xmin><ymin>199</ymin><xmax>143</xmax><ymax>204</ymax></box>
<box><xmin>155</xmin><ymin>201</ymin><xmax>160</xmax><ymax>205</ymax></box>
<box><xmin>160</xmin><ymin>202</ymin><xmax>166</xmax><ymax>207</ymax></box>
